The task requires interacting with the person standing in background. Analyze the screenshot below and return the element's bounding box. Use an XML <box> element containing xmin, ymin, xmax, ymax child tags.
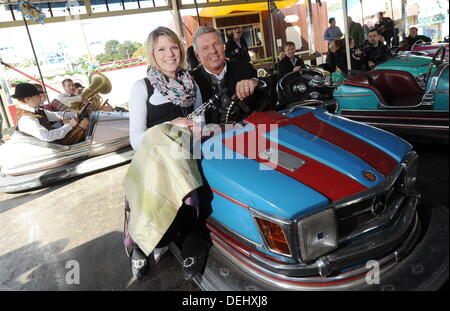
<box><xmin>375</xmin><ymin>12</ymin><xmax>395</xmax><ymax>47</ymax></box>
<box><xmin>406</xmin><ymin>27</ymin><xmax>432</xmax><ymax>49</ymax></box>
<box><xmin>324</xmin><ymin>18</ymin><xmax>343</xmax><ymax>45</ymax></box>
<box><xmin>348</xmin><ymin>16</ymin><xmax>365</xmax><ymax>47</ymax></box>
<box><xmin>225</xmin><ymin>27</ymin><xmax>251</xmax><ymax>62</ymax></box>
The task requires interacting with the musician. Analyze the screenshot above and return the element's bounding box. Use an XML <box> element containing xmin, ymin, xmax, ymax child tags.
<box><xmin>57</xmin><ymin>79</ymin><xmax>86</xmax><ymax>109</ymax></box>
<box><xmin>12</xmin><ymin>83</ymin><xmax>89</xmax><ymax>145</ymax></box>
<box><xmin>190</xmin><ymin>26</ymin><xmax>274</xmax><ymax>124</ymax></box>
<box><xmin>126</xmin><ymin>26</ymin><xmax>206</xmax><ymax>280</ymax></box>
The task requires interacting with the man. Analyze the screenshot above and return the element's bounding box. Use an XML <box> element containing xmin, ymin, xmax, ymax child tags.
<box><xmin>324</xmin><ymin>18</ymin><xmax>343</xmax><ymax>45</ymax></box>
<box><xmin>375</xmin><ymin>12</ymin><xmax>395</xmax><ymax>47</ymax></box>
<box><xmin>225</xmin><ymin>27</ymin><xmax>251</xmax><ymax>62</ymax></box>
<box><xmin>406</xmin><ymin>27</ymin><xmax>431</xmax><ymax>49</ymax></box>
<box><xmin>277</xmin><ymin>41</ymin><xmax>306</xmax><ymax>81</ymax></box>
<box><xmin>190</xmin><ymin>26</ymin><xmax>273</xmax><ymax>124</ymax></box>
<box><xmin>74</xmin><ymin>82</ymin><xmax>85</xmax><ymax>96</ymax></box>
<box><xmin>363</xmin><ymin>28</ymin><xmax>391</xmax><ymax>70</ymax></box>
<box><xmin>57</xmin><ymin>78</ymin><xmax>85</xmax><ymax>109</ymax></box>
<box><xmin>11</xmin><ymin>83</ymin><xmax>89</xmax><ymax>145</ymax></box>
<box><xmin>348</xmin><ymin>16</ymin><xmax>365</xmax><ymax>47</ymax></box>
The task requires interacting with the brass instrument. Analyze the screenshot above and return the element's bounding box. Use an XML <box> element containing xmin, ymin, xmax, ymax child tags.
<box><xmin>80</xmin><ymin>72</ymin><xmax>112</xmax><ymax>111</ymax></box>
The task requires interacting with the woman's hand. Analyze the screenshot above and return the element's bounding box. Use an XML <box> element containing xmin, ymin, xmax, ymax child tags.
<box><xmin>170</xmin><ymin>117</ymin><xmax>201</xmax><ymax>136</ymax></box>
<box><xmin>170</xmin><ymin>117</ymin><xmax>194</xmax><ymax>129</ymax></box>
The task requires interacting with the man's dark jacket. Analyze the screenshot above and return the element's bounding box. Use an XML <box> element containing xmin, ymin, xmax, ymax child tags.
<box><xmin>363</xmin><ymin>41</ymin><xmax>391</xmax><ymax>69</ymax></box>
<box><xmin>225</xmin><ymin>38</ymin><xmax>251</xmax><ymax>62</ymax></box>
<box><xmin>276</xmin><ymin>56</ymin><xmax>305</xmax><ymax>81</ymax></box>
<box><xmin>190</xmin><ymin>61</ymin><xmax>275</xmax><ymax>124</ymax></box>
<box><xmin>406</xmin><ymin>35</ymin><xmax>432</xmax><ymax>49</ymax></box>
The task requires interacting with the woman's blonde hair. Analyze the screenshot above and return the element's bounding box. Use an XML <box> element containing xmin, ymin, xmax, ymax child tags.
<box><xmin>147</xmin><ymin>27</ymin><xmax>185</xmax><ymax>71</ymax></box>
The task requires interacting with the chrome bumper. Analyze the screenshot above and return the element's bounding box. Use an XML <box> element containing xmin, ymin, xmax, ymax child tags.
<box><xmin>170</xmin><ymin>194</ymin><xmax>449</xmax><ymax>290</ymax></box>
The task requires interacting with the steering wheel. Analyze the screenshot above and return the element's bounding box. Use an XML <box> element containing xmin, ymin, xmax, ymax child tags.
<box><xmin>225</xmin><ymin>94</ymin><xmax>268</xmax><ymax>123</ymax></box>
<box><xmin>425</xmin><ymin>45</ymin><xmax>446</xmax><ymax>84</ymax></box>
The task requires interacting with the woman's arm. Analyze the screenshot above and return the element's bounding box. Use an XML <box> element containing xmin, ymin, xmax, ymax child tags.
<box><xmin>129</xmin><ymin>80</ymin><xmax>149</xmax><ymax>150</ymax></box>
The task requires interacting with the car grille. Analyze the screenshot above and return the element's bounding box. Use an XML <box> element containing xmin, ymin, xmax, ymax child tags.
<box><xmin>335</xmin><ymin>171</ymin><xmax>405</xmax><ymax>240</ymax></box>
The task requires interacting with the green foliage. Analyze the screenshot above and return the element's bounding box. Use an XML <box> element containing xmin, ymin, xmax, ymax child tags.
<box><xmin>96</xmin><ymin>40</ymin><xmax>143</xmax><ymax>63</ymax></box>
<box><xmin>132</xmin><ymin>46</ymin><xmax>146</xmax><ymax>60</ymax></box>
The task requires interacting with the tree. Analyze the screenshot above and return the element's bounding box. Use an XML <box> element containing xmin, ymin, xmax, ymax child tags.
<box><xmin>132</xmin><ymin>46</ymin><xmax>146</xmax><ymax>60</ymax></box>
<box><xmin>95</xmin><ymin>40</ymin><xmax>143</xmax><ymax>63</ymax></box>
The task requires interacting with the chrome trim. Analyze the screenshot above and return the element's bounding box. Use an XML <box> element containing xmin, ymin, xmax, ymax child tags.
<box><xmin>422</xmin><ymin>63</ymin><xmax>449</xmax><ymax>104</ymax></box>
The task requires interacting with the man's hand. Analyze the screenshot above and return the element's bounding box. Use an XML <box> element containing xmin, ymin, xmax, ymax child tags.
<box><xmin>368</xmin><ymin>61</ymin><xmax>376</xmax><ymax>68</ymax></box>
<box><xmin>69</xmin><ymin>117</ymin><xmax>79</xmax><ymax>128</ymax></box>
<box><xmin>236</xmin><ymin>79</ymin><xmax>259</xmax><ymax>100</ymax></box>
<box><xmin>234</xmin><ymin>48</ymin><xmax>240</xmax><ymax>54</ymax></box>
<box><xmin>293</xmin><ymin>66</ymin><xmax>302</xmax><ymax>72</ymax></box>
<box><xmin>79</xmin><ymin>118</ymin><xmax>89</xmax><ymax>130</ymax></box>
<box><xmin>170</xmin><ymin>117</ymin><xmax>194</xmax><ymax>129</ymax></box>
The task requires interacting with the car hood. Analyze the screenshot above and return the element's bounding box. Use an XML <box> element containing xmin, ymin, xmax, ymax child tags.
<box><xmin>200</xmin><ymin>107</ymin><xmax>412</xmax><ymax>219</ymax></box>
<box><xmin>376</xmin><ymin>55</ymin><xmax>431</xmax><ymax>71</ymax></box>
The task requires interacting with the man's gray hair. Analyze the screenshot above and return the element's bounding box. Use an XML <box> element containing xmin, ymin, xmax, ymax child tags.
<box><xmin>191</xmin><ymin>26</ymin><xmax>223</xmax><ymax>52</ymax></box>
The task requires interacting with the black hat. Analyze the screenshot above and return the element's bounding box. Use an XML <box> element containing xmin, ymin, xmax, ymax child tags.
<box><xmin>11</xmin><ymin>83</ymin><xmax>44</xmax><ymax>99</ymax></box>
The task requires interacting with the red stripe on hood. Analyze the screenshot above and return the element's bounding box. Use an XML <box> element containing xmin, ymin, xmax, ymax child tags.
<box><xmin>290</xmin><ymin>112</ymin><xmax>398</xmax><ymax>176</ymax></box>
<box><xmin>223</xmin><ymin>129</ymin><xmax>367</xmax><ymax>202</ymax></box>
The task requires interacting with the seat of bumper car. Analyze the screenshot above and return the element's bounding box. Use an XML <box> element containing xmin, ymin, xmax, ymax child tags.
<box><xmin>343</xmin><ymin>69</ymin><xmax>424</xmax><ymax>107</ymax></box>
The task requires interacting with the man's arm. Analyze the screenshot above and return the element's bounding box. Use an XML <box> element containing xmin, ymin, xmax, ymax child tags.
<box><xmin>18</xmin><ymin>116</ymin><xmax>73</xmax><ymax>142</ymax></box>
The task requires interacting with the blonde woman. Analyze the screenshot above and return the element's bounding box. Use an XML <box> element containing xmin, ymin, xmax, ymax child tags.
<box><xmin>125</xmin><ymin>27</ymin><xmax>206</xmax><ymax>280</ymax></box>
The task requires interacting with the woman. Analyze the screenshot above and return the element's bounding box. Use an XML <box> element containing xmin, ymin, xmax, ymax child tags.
<box><xmin>324</xmin><ymin>38</ymin><xmax>363</xmax><ymax>74</ymax></box>
<box><xmin>126</xmin><ymin>27</ymin><xmax>206</xmax><ymax>280</ymax></box>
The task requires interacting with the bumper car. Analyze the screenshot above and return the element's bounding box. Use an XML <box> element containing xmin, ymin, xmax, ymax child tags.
<box><xmin>279</xmin><ymin>46</ymin><xmax>448</xmax><ymax>144</ymax></box>
<box><xmin>0</xmin><ymin>73</ymin><xmax>134</xmax><ymax>193</ymax></box>
<box><xmin>333</xmin><ymin>47</ymin><xmax>448</xmax><ymax>144</ymax></box>
<box><xmin>411</xmin><ymin>41</ymin><xmax>449</xmax><ymax>61</ymax></box>
<box><xmin>0</xmin><ymin>110</ymin><xmax>132</xmax><ymax>193</ymax></box>
<box><xmin>167</xmin><ymin>103</ymin><xmax>448</xmax><ymax>290</ymax></box>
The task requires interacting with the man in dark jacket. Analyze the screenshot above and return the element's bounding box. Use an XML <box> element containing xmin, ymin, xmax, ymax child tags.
<box><xmin>375</xmin><ymin>12</ymin><xmax>395</xmax><ymax>47</ymax></box>
<box><xmin>406</xmin><ymin>27</ymin><xmax>432</xmax><ymax>49</ymax></box>
<box><xmin>225</xmin><ymin>27</ymin><xmax>251</xmax><ymax>63</ymax></box>
<box><xmin>190</xmin><ymin>26</ymin><xmax>274</xmax><ymax>123</ymax></box>
<box><xmin>363</xmin><ymin>28</ymin><xmax>391</xmax><ymax>70</ymax></box>
<box><xmin>276</xmin><ymin>41</ymin><xmax>306</xmax><ymax>81</ymax></box>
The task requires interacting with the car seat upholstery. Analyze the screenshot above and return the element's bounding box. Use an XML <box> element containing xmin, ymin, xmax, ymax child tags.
<box><xmin>344</xmin><ymin>69</ymin><xmax>425</xmax><ymax>107</ymax></box>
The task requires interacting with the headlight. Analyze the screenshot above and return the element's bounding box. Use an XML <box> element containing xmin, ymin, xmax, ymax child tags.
<box><xmin>298</xmin><ymin>209</ymin><xmax>338</xmax><ymax>263</ymax></box>
<box><xmin>401</xmin><ymin>152</ymin><xmax>419</xmax><ymax>193</ymax></box>
<box><xmin>293</xmin><ymin>83</ymin><xmax>307</xmax><ymax>94</ymax></box>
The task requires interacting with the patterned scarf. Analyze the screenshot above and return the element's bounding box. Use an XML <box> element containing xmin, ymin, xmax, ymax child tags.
<box><xmin>147</xmin><ymin>66</ymin><xmax>196</xmax><ymax>108</ymax></box>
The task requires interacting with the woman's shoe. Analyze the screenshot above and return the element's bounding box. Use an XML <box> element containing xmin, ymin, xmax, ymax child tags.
<box><xmin>130</xmin><ymin>248</ymin><xmax>149</xmax><ymax>280</ymax></box>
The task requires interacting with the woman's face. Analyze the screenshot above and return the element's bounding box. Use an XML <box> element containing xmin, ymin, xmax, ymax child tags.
<box><xmin>153</xmin><ymin>35</ymin><xmax>181</xmax><ymax>77</ymax></box>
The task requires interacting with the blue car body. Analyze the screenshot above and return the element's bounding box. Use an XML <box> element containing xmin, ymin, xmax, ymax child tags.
<box><xmin>169</xmin><ymin>106</ymin><xmax>449</xmax><ymax>290</ymax></box>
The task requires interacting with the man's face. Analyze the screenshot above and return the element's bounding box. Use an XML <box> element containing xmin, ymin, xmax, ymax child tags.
<box><xmin>378</xmin><ymin>13</ymin><xmax>383</xmax><ymax>20</ymax></box>
<box><xmin>410</xmin><ymin>28</ymin><xmax>418</xmax><ymax>38</ymax></box>
<box><xmin>233</xmin><ymin>28</ymin><xmax>242</xmax><ymax>40</ymax></box>
<box><xmin>195</xmin><ymin>32</ymin><xmax>226</xmax><ymax>75</ymax></box>
<box><xmin>368</xmin><ymin>31</ymin><xmax>380</xmax><ymax>45</ymax></box>
<box><xmin>284</xmin><ymin>44</ymin><xmax>296</xmax><ymax>58</ymax></box>
<box><xmin>63</xmin><ymin>81</ymin><xmax>75</xmax><ymax>95</ymax></box>
<box><xmin>330</xmin><ymin>19</ymin><xmax>336</xmax><ymax>27</ymax></box>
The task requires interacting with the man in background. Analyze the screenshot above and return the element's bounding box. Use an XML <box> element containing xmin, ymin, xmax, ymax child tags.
<box><xmin>363</xmin><ymin>28</ymin><xmax>391</xmax><ymax>70</ymax></box>
<box><xmin>406</xmin><ymin>27</ymin><xmax>432</xmax><ymax>49</ymax></box>
<box><xmin>324</xmin><ymin>18</ymin><xmax>343</xmax><ymax>46</ymax></box>
<box><xmin>348</xmin><ymin>16</ymin><xmax>365</xmax><ymax>47</ymax></box>
<box><xmin>225</xmin><ymin>27</ymin><xmax>251</xmax><ymax>62</ymax></box>
<box><xmin>375</xmin><ymin>12</ymin><xmax>395</xmax><ymax>47</ymax></box>
<box><xmin>276</xmin><ymin>41</ymin><xmax>306</xmax><ymax>81</ymax></box>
